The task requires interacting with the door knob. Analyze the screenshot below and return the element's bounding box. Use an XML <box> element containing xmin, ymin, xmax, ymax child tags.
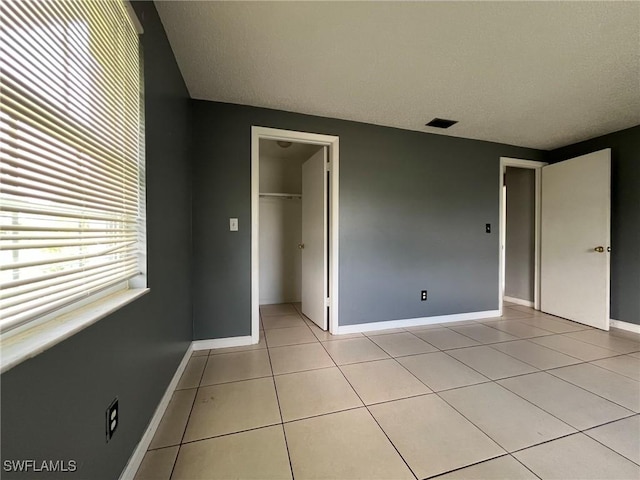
<box><xmin>594</xmin><ymin>246</ymin><xmax>604</xmax><ymax>253</ymax></box>
<box><xmin>298</xmin><ymin>243</ymin><xmax>305</xmax><ymax>249</ymax></box>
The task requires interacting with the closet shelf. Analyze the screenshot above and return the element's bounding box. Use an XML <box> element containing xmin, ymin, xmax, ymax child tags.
<box><xmin>259</xmin><ymin>192</ymin><xmax>302</xmax><ymax>199</ymax></box>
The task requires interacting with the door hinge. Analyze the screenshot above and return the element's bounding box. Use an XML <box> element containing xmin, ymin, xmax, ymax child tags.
<box><xmin>325</xmin><ymin>297</ymin><xmax>330</xmax><ymax>307</ymax></box>
<box><xmin>326</xmin><ymin>161</ymin><xmax>331</xmax><ymax>172</ymax></box>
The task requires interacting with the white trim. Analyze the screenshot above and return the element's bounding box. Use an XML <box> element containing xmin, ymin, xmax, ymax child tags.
<box><xmin>534</xmin><ymin>166</ymin><xmax>543</xmax><ymax>310</ymax></box>
<box><xmin>500</xmin><ymin>157</ymin><xmax>548</xmax><ymax>169</ymax></box>
<box><xmin>124</xmin><ymin>1</ymin><xmax>144</xmax><ymax>34</ymax></box>
<box><xmin>192</xmin><ymin>336</ymin><xmax>253</xmax><ymax>351</ymax></box>
<box><xmin>251</xmin><ymin>127</ymin><xmax>340</xmax><ymax>338</ymax></box>
<box><xmin>337</xmin><ymin>310</ymin><xmax>501</xmax><ymax>334</ymax></box>
<box><xmin>330</xmin><ymin>138</ymin><xmax>340</xmax><ymax>335</ymax></box>
<box><xmin>610</xmin><ymin>319</ymin><xmax>640</xmax><ymax>335</ymax></box>
<box><xmin>251</xmin><ymin>130</ymin><xmax>260</xmax><ymax>343</ymax></box>
<box><xmin>503</xmin><ymin>296</ymin><xmax>534</xmax><ymax>308</ymax></box>
<box><xmin>1</xmin><ymin>288</ymin><xmax>149</xmax><ymax>374</ymax></box>
<box><xmin>119</xmin><ymin>344</ymin><xmax>193</xmax><ymax>480</ymax></box>
<box><xmin>499</xmin><ymin>157</ymin><xmax>548</xmax><ymax>315</ymax></box>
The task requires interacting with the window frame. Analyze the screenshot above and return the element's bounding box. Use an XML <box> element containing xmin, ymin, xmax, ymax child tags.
<box><xmin>0</xmin><ymin>1</ymin><xmax>148</xmax><ymax>373</ymax></box>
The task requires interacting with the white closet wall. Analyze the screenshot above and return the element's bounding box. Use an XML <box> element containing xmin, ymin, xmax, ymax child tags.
<box><xmin>260</xmin><ymin>156</ymin><xmax>302</xmax><ymax>193</ymax></box>
<box><xmin>259</xmin><ymin>196</ymin><xmax>302</xmax><ymax>304</ymax></box>
<box><xmin>259</xmin><ymin>155</ymin><xmax>303</xmax><ymax>305</ymax></box>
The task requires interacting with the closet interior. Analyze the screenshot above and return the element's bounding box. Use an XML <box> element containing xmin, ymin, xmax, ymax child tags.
<box><xmin>258</xmin><ymin>140</ymin><xmax>322</xmax><ymax>306</ymax></box>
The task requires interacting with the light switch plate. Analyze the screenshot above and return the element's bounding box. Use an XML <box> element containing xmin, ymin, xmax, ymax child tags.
<box><xmin>230</xmin><ymin>218</ymin><xmax>238</xmax><ymax>231</ymax></box>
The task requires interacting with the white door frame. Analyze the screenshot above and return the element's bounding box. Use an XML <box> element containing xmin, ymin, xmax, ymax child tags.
<box><xmin>251</xmin><ymin>126</ymin><xmax>340</xmax><ymax>342</ymax></box>
<box><xmin>499</xmin><ymin>157</ymin><xmax>548</xmax><ymax>315</ymax></box>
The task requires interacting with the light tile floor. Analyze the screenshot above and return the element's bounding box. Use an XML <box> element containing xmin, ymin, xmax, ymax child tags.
<box><xmin>135</xmin><ymin>303</ymin><xmax>640</xmax><ymax>479</ymax></box>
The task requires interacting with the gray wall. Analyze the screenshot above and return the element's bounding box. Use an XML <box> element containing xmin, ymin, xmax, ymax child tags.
<box><xmin>504</xmin><ymin>167</ymin><xmax>535</xmax><ymax>302</ymax></box>
<box><xmin>191</xmin><ymin>101</ymin><xmax>546</xmax><ymax>339</ymax></box>
<box><xmin>0</xmin><ymin>3</ymin><xmax>193</xmax><ymax>479</ymax></box>
<box><xmin>550</xmin><ymin>125</ymin><xmax>640</xmax><ymax>325</ymax></box>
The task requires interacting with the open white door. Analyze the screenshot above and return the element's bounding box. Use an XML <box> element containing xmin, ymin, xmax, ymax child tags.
<box><xmin>301</xmin><ymin>148</ymin><xmax>328</xmax><ymax>329</ymax></box>
<box><xmin>541</xmin><ymin>149</ymin><xmax>611</xmax><ymax>330</ymax></box>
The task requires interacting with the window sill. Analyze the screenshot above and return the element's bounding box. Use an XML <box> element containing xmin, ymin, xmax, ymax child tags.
<box><xmin>1</xmin><ymin>288</ymin><xmax>149</xmax><ymax>374</ymax></box>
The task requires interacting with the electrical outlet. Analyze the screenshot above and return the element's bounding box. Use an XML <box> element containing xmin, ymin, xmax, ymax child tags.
<box><xmin>106</xmin><ymin>398</ymin><xmax>118</xmax><ymax>442</ymax></box>
<box><xmin>421</xmin><ymin>290</ymin><xmax>428</xmax><ymax>301</ymax></box>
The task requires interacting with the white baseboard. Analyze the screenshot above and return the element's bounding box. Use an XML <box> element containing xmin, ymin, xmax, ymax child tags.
<box><xmin>610</xmin><ymin>319</ymin><xmax>640</xmax><ymax>335</ymax></box>
<box><xmin>259</xmin><ymin>299</ymin><xmax>301</xmax><ymax>306</ymax></box>
<box><xmin>192</xmin><ymin>335</ymin><xmax>254</xmax><ymax>351</ymax></box>
<box><xmin>337</xmin><ymin>310</ymin><xmax>501</xmax><ymax>335</ymax></box>
<box><xmin>119</xmin><ymin>343</ymin><xmax>194</xmax><ymax>480</ymax></box>
<box><xmin>503</xmin><ymin>296</ymin><xmax>534</xmax><ymax>308</ymax></box>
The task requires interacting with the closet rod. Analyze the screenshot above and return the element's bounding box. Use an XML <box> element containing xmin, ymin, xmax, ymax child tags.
<box><xmin>259</xmin><ymin>193</ymin><xmax>302</xmax><ymax>199</ymax></box>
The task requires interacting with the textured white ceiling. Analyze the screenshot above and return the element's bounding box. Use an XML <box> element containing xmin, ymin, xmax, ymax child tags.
<box><xmin>155</xmin><ymin>1</ymin><xmax>640</xmax><ymax>150</ymax></box>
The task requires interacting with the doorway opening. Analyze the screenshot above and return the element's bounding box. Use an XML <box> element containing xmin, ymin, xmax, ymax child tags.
<box><xmin>498</xmin><ymin>158</ymin><xmax>547</xmax><ymax>315</ymax></box>
<box><xmin>251</xmin><ymin>127</ymin><xmax>340</xmax><ymax>344</ymax></box>
<box><xmin>500</xmin><ymin>151</ymin><xmax>612</xmax><ymax>330</ymax></box>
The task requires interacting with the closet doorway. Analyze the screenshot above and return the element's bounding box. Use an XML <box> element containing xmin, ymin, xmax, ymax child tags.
<box><xmin>251</xmin><ymin>127</ymin><xmax>340</xmax><ymax>343</ymax></box>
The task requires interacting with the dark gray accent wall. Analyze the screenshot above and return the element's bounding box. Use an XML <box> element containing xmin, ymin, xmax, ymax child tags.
<box><xmin>550</xmin><ymin>125</ymin><xmax>640</xmax><ymax>325</ymax></box>
<box><xmin>191</xmin><ymin>102</ymin><xmax>546</xmax><ymax>338</ymax></box>
<box><xmin>505</xmin><ymin>167</ymin><xmax>535</xmax><ymax>302</ymax></box>
<box><xmin>0</xmin><ymin>3</ymin><xmax>192</xmax><ymax>479</ymax></box>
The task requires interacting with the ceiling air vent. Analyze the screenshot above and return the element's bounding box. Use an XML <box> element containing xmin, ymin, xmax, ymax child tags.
<box><xmin>425</xmin><ymin>118</ymin><xmax>458</xmax><ymax>129</ymax></box>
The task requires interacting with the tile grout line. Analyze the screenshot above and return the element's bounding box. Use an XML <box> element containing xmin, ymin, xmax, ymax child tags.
<box><xmin>485</xmin><ymin>337</ymin><xmax>593</xmax><ymax>365</ymax></box>
<box><xmin>579</xmin><ymin>412</ymin><xmax>640</xmax><ymax>436</ymax></box>
<box><xmin>367</xmin><ymin>332</ymin><xmax>440</xmax><ymax>359</ymax></box>
<box><xmin>372</xmin><ymin>340</ymin><xmax>449</xmax><ymax>397</ymax></box>
<box><xmin>318</xmin><ymin>331</ymin><xmax>617</xmax><ymax>397</ymax></box>
<box><xmin>450</xmin><ymin>320</ymin><xmax>559</xmax><ymax>342</ymax></box>
<box><xmin>590</xmin><ymin>354</ymin><xmax>640</xmax><ymax>380</ymax></box>
<box><xmin>197</xmin><ymin>372</ymin><xmax>274</xmax><ymax>388</ymax></box>
<box><xmin>417</xmin><ymin>310</ymin><xmax>638</xmax><ymax>476</ymax></box>
<box><xmin>495</xmin><ymin>354</ymin><xmax>640</xmax><ymax>411</ymax></box>
<box><xmin>407</xmin><ymin>327</ymin><xmax>636</xmax><ymax>386</ymax></box>
<box><xmin>161</xmin><ymin>354</ymin><xmax>209</xmax><ymax>480</ymax></box>
<box><xmin>176</xmin><ymin>353</ymin><xmax>209</xmax><ymax>444</ymax></box>
<box><xmin>352</xmin><ymin>353</ymin><xmax>470</xmax><ymax>478</ymax></box>
<box><xmin>421</xmin><ymin>351</ymin><xmax>622</xmax><ymax>469</ymax></box>
<box><xmin>312</xmin><ymin>331</ymin><xmax>422</xmax><ymax>477</ymax></box>
<box><xmin>170</xmin><ymin>352</ymin><xmax>637</xmax><ymax>452</ymax></box>
<box><xmin>506</xmin><ymin>453</ymin><xmax>544</xmax><ymax>480</ymax></box>
<box><xmin>324</xmin><ymin>336</ymin><xmax>545</xmax><ymax>480</ymax></box>
<box><xmin>151</xmin><ymin>304</ymin><xmax>638</xmax><ymax>478</ymax></box>
<box><xmin>432</xmin><ymin>365</ymin><xmax>638</xmax><ymax>461</ymax></box>
<box><xmin>579</xmin><ymin>413</ymin><xmax>640</xmax><ymax>467</ymax></box>
<box><xmin>437</xmin><ymin>383</ymin><xmax>638</xmax><ymax>470</ymax></box>
<box><xmin>178</xmin><ymin>421</ymin><xmax>285</xmax><ymax>447</ymax></box>
<box><xmin>544</xmin><ymin>366</ymin><xmax>640</xmax><ymax>414</ymax></box>
<box><xmin>263</xmin><ymin>310</ymin><xmax>297</xmax><ymax>480</ymax></box>
<box><xmin>167</xmin><ymin>445</ymin><xmax>181</xmax><ymax>480</ymax></box>
<box><xmin>506</xmin><ymin>429</ymin><xmax>622</xmax><ymax>457</ymax></box>
<box><xmin>432</xmin><ymin>386</ymin><xmax>525</xmax><ymax>457</ymax></box>
<box><xmin>422</xmin><ymin>452</ymin><xmax>542</xmax><ymax>480</ymax></box>
<box><xmin>318</xmin><ymin>338</ymin><xmax>420</xmax><ymax>480</ymax></box>
<box><xmin>557</xmin><ymin>331</ymin><xmax>640</xmax><ymax>352</ymax></box>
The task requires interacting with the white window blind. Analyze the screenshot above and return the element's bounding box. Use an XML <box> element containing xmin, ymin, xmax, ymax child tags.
<box><xmin>0</xmin><ymin>0</ymin><xmax>144</xmax><ymax>333</ymax></box>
